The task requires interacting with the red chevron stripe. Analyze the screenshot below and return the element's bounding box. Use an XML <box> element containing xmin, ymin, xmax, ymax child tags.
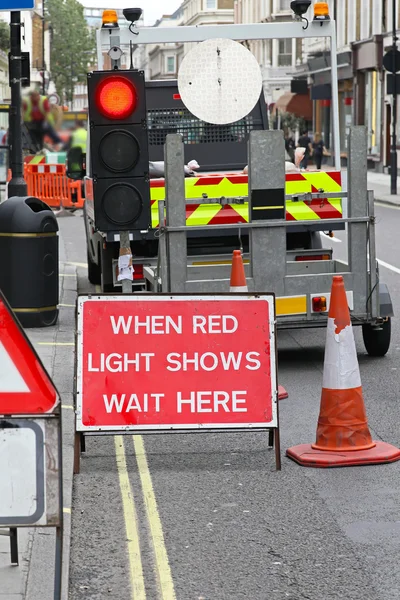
<box><xmin>285</xmin><ymin>173</ymin><xmax>306</xmax><ymax>181</ymax></box>
<box><xmin>309</xmin><ymin>198</ymin><xmax>342</xmax><ymax>219</ymax></box>
<box><xmin>208</xmin><ymin>205</ymin><xmax>247</xmax><ymax>225</ymax></box>
<box><xmin>225</xmin><ymin>175</ymin><xmax>248</xmax><ymax>184</ymax></box>
<box><xmin>150</xmin><ymin>179</ymin><xmax>165</xmax><ymax>188</ymax></box>
<box><xmin>193</xmin><ymin>176</ymin><xmax>223</xmax><ymax>186</ymax></box>
<box><xmin>325</xmin><ymin>171</ymin><xmax>341</xmax><ymax>185</ymax></box>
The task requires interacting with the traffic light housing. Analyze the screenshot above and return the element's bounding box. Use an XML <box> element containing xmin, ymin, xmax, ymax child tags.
<box><xmin>87</xmin><ymin>70</ymin><xmax>151</xmax><ymax>232</ymax></box>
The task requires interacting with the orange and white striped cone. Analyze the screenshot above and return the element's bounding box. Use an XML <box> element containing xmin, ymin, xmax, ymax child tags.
<box><xmin>287</xmin><ymin>275</ymin><xmax>400</xmax><ymax>467</ymax></box>
<box><xmin>229</xmin><ymin>250</ymin><xmax>248</xmax><ymax>292</ymax></box>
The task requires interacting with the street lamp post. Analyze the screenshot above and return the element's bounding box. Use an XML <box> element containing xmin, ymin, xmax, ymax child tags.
<box><xmin>42</xmin><ymin>0</ymin><xmax>46</xmax><ymax>95</ymax></box>
<box><xmin>8</xmin><ymin>11</ymin><xmax>27</xmax><ymax>198</ymax></box>
<box><xmin>391</xmin><ymin>0</ymin><xmax>398</xmax><ymax>195</ymax></box>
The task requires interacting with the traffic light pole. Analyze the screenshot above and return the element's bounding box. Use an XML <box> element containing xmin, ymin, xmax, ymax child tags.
<box><xmin>391</xmin><ymin>0</ymin><xmax>398</xmax><ymax>195</ymax></box>
<box><xmin>8</xmin><ymin>11</ymin><xmax>27</xmax><ymax>198</ymax></box>
<box><xmin>119</xmin><ymin>231</ymin><xmax>133</xmax><ymax>293</ymax></box>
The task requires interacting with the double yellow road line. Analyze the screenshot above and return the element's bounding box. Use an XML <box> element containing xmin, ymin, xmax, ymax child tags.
<box><xmin>115</xmin><ymin>436</ymin><xmax>176</xmax><ymax>600</ymax></box>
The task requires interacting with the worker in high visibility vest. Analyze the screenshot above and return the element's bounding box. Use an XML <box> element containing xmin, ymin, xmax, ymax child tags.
<box><xmin>22</xmin><ymin>89</ymin><xmax>62</xmax><ymax>150</ymax></box>
<box><xmin>65</xmin><ymin>120</ymin><xmax>87</xmax><ymax>179</ymax></box>
<box><xmin>70</xmin><ymin>120</ymin><xmax>87</xmax><ymax>153</ymax></box>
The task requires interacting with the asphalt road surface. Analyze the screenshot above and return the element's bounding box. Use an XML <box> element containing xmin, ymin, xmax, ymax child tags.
<box><xmin>62</xmin><ymin>204</ymin><xmax>400</xmax><ymax>600</ymax></box>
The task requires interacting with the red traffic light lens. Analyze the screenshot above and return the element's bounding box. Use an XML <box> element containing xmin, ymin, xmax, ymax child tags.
<box><xmin>95</xmin><ymin>76</ymin><xmax>137</xmax><ymax>119</ymax></box>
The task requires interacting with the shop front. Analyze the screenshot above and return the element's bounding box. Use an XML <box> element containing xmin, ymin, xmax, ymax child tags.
<box><xmin>307</xmin><ymin>50</ymin><xmax>353</xmax><ymax>165</ymax></box>
<box><xmin>352</xmin><ymin>36</ymin><xmax>384</xmax><ymax>171</ymax></box>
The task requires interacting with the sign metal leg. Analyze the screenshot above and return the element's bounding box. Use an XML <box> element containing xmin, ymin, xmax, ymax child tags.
<box><xmin>10</xmin><ymin>527</ymin><xmax>18</xmax><ymax>565</ymax></box>
<box><xmin>73</xmin><ymin>432</ymin><xmax>81</xmax><ymax>475</ymax></box>
<box><xmin>268</xmin><ymin>428</ymin><xmax>274</xmax><ymax>448</ymax></box>
<box><xmin>274</xmin><ymin>428</ymin><xmax>281</xmax><ymax>471</ymax></box>
<box><xmin>54</xmin><ymin>526</ymin><xmax>62</xmax><ymax>600</ymax></box>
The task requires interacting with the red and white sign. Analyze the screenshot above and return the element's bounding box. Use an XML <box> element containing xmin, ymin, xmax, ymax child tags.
<box><xmin>0</xmin><ymin>292</ymin><xmax>59</xmax><ymax>415</ymax></box>
<box><xmin>76</xmin><ymin>295</ymin><xmax>277</xmax><ymax>432</ymax></box>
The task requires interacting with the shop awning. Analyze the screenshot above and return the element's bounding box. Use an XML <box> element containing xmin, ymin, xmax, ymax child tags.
<box><xmin>273</xmin><ymin>92</ymin><xmax>313</xmax><ymax>121</ymax></box>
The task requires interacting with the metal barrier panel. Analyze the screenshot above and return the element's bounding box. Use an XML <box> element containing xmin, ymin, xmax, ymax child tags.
<box><xmin>348</xmin><ymin>127</ymin><xmax>368</xmax><ymax>318</ymax></box>
<box><xmin>165</xmin><ymin>134</ymin><xmax>187</xmax><ymax>293</ymax></box>
<box><xmin>248</xmin><ymin>130</ymin><xmax>286</xmax><ymax>296</ymax></box>
<box><xmin>155</xmin><ymin>126</ymin><xmax>377</xmax><ymax>324</ymax></box>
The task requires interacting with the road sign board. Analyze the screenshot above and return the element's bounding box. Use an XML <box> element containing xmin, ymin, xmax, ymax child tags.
<box><xmin>383</xmin><ymin>48</ymin><xmax>400</xmax><ymax>73</ymax></box>
<box><xmin>0</xmin><ymin>291</ymin><xmax>59</xmax><ymax>415</ymax></box>
<box><xmin>76</xmin><ymin>294</ymin><xmax>278</xmax><ymax>432</ymax></box>
<box><xmin>48</xmin><ymin>93</ymin><xmax>60</xmax><ymax>105</ymax></box>
<box><xmin>1</xmin><ymin>0</ymin><xmax>34</xmax><ymax>10</ymax></box>
<box><xmin>0</xmin><ymin>417</ymin><xmax>60</xmax><ymax>527</ymax></box>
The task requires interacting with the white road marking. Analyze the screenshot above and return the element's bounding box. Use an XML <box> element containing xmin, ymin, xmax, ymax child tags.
<box><xmin>61</xmin><ymin>261</ymin><xmax>88</xmax><ymax>268</ymax></box>
<box><xmin>375</xmin><ymin>201</ymin><xmax>400</xmax><ymax>211</ymax></box>
<box><xmin>377</xmin><ymin>258</ymin><xmax>400</xmax><ymax>275</ymax></box>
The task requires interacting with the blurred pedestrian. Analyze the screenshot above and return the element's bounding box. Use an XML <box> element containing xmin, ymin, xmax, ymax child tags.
<box><xmin>297</xmin><ymin>130</ymin><xmax>313</xmax><ymax>171</ymax></box>
<box><xmin>0</xmin><ymin>126</ymin><xmax>6</xmax><ymax>167</ymax></box>
<box><xmin>285</xmin><ymin>134</ymin><xmax>295</xmax><ymax>163</ymax></box>
<box><xmin>65</xmin><ymin>120</ymin><xmax>87</xmax><ymax>179</ymax></box>
<box><xmin>22</xmin><ymin>89</ymin><xmax>62</xmax><ymax>150</ymax></box>
<box><xmin>312</xmin><ymin>132</ymin><xmax>327</xmax><ymax>170</ymax></box>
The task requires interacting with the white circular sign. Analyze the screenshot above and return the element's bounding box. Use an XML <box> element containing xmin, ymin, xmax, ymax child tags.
<box><xmin>178</xmin><ymin>38</ymin><xmax>263</xmax><ymax>125</ymax></box>
<box><xmin>48</xmin><ymin>93</ymin><xmax>60</xmax><ymax>105</ymax></box>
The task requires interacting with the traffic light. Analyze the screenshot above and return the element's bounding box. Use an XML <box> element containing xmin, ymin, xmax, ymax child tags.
<box><xmin>87</xmin><ymin>70</ymin><xmax>150</xmax><ymax>232</ymax></box>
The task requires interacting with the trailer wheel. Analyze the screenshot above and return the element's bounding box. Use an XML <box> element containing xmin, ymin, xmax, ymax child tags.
<box><xmin>87</xmin><ymin>247</ymin><xmax>101</xmax><ymax>285</ymax></box>
<box><xmin>362</xmin><ymin>318</ymin><xmax>391</xmax><ymax>357</ymax></box>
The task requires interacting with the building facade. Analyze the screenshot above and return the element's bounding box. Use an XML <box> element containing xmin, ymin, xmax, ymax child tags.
<box><xmin>133</xmin><ymin>0</ymin><xmax>234</xmax><ymax>79</ymax></box>
<box><xmin>233</xmin><ymin>0</ymin><xmax>400</xmax><ymax>170</ymax></box>
<box><xmin>234</xmin><ymin>0</ymin><xmax>307</xmax><ymax>111</ymax></box>
<box><xmin>143</xmin><ymin>6</ymin><xmax>185</xmax><ymax>80</ymax></box>
<box><xmin>0</xmin><ymin>0</ymin><xmax>51</xmax><ymax>95</ymax></box>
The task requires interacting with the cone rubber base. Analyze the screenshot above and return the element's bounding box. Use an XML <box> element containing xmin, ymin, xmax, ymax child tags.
<box><xmin>278</xmin><ymin>385</ymin><xmax>288</xmax><ymax>400</ymax></box>
<box><xmin>286</xmin><ymin>441</ymin><xmax>400</xmax><ymax>468</ymax></box>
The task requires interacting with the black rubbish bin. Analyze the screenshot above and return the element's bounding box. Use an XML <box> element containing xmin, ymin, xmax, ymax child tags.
<box><xmin>0</xmin><ymin>196</ymin><xmax>59</xmax><ymax>328</ymax></box>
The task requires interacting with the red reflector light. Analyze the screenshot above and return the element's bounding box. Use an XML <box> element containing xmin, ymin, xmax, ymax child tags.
<box><xmin>295</xmin><ymin>254</ymin><xmax>330</xmax><ymax>262</ymax></box>
<box><xmin>133</xmin><ymin>264</ymin><xmax>144</xmax><ymax>280</ymax></box>
<box><xmin>173</xmin><ymin>94</ymin><xmax>181</xmax><ymax>100</ymax></box>
<box><xmin>312</xmin><ymin>296</ymin><xmax>327</xmax><ymax>312</ymax></box>
<box><xmin>96</xmin><ymin>76</ymin><xmax>137</xmax><ymax>119</ymax></box>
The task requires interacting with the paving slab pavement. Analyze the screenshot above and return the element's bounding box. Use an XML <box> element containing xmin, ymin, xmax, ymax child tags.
<box><xmin>367</xmin><ymin>172</ymin><xmax>400</xmax><ymax>207</ymax></box>
<box><xmin>0</xmin><ymin>226</ymin><xmax>77</xmax><ymax>600</ymax></box>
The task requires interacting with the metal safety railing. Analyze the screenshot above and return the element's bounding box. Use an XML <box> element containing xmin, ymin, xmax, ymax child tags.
<box><xmin>145</xmin><ymin>127</ymin><xmax>379</xmax><ymax>326</ymax></box>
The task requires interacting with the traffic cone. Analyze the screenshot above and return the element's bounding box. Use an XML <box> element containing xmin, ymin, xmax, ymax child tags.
<box><xmin>278</xmin><ymin>385</ymin><xmax>288</xmax><ymax>400</ymax></box>
<box><xmin>287</xmin><ymin>275</ymin><xmax>400</xmax><ymax>467</ymax></box>
<box><xmin>229</xmin><ymin>250</ymin><xmax>248</xmax><ymax>292</ymax></box>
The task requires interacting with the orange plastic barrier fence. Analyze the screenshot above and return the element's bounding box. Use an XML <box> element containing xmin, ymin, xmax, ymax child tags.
<box><xmin>7</xmin><ymin>164</ymin><xmax>84</xmax><ymax>210</ymax></box>
<box><xmin>25</xmin><ymin>164</ymin><xmax>84</xmax><ymax>209</ymax></box>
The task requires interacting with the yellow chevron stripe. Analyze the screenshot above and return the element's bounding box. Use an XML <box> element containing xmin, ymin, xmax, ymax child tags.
<box><xmin>232</xmin><ymin>204</ymin><xmax>249</xmax><ymax>221</ymax></box>
<box><xmin>186</xmin><ymin>204</ymin><xmax>221</xmax><ymax>226</ymax></box>
<box><xmin>300</xmin><ymin>172</ymin><xmax>342</xmax><ymax>216</ymax></box>
<box><xmin>302</xmin><ymin>171</ymin><xmax>341</xmax><ymax>191</ymax></box>
<box><xmin>149</xmin><ymin>173</ymin><xmax>342</xmax><ymax>226</ymax></box>
<box><xmin>285</xmin><ymin>179</ymin><xmax>311</xmax><ymax>195</ymax></box>
<box><xmin>287</xmin><ymin>202</ymin><xmax>322</xmax><ymax>220</ymax></box>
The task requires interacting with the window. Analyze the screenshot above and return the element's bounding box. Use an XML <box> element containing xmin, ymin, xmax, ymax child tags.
<box><xmin>166</xmin><ymin>56</ymin><xmax>175</xmax><ymax>73</ymax></box>
<box><xmin>278</xmin><ymin>38</ymin><xmax>292</xmax><ymax>67</ymax></box>
<box><xmin>279</xmin><ymin>0</ymin><xmax>292</xmax><ymax>10</ymax></box>
<box><xmin>205</xmin><ymin>0</ymin><xmax>217</xmax><ymax>9</ymax></box>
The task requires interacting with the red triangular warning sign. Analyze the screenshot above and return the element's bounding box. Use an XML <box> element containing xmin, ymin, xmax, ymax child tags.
<box><xmin>0</xmin><ymin>291</ymin><xmax>59</xmax><ymax>415</ymax></box>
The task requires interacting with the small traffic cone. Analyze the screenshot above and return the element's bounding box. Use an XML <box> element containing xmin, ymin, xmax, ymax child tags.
<box><xmin>287</xmin><ymin>275</ymin><xmax>400</xmax><ymax>467</ymax></box>
<box><xmin>229</xmin><ymin>250</ymin><xmax>248</xmax><ymax>292</ymax></box>
<box><xmin>278</xmin><ymin>385</ymin><xmax>288</xmax><ymax>400</ymax></box>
